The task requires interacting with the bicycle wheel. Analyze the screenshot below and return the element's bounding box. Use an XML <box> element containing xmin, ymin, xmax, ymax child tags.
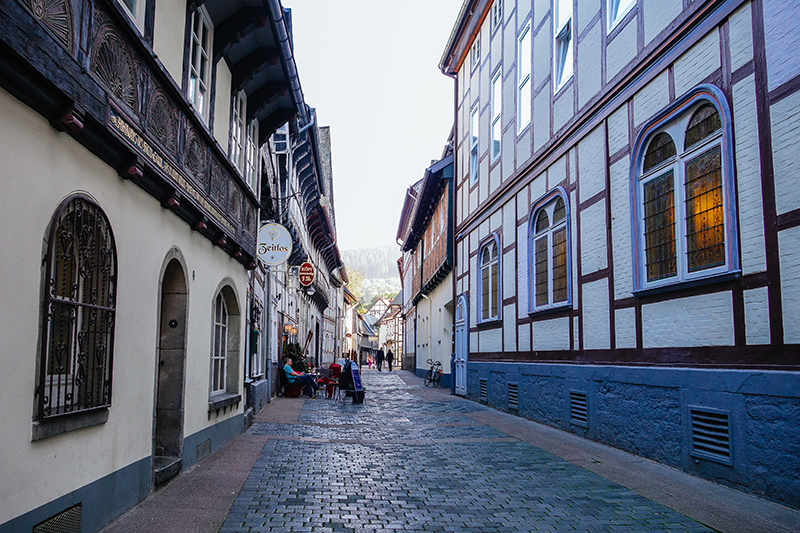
<box><xmin>424</xmin><ymin>370</ymin><xmax>432</xmax><ymax>387</ymax></box>
<box><xmin>432</xmin><ymin>371</ymin><xmax>442</xmax><ymax>388</ymax></box>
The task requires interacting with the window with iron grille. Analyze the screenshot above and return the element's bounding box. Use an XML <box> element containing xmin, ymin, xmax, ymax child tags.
<box><xmin>38</xmin><ymin>196</ymin><xmax>117</xmax><ymax>420</ymax></box>
<box><xmin>632</xmin><ymin>85</ymin><xmax>739</xmax><ymax>293</ymax></box>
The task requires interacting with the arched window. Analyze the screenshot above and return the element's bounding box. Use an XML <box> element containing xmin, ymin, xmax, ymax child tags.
<box><xmin>209</xmin><ymin>284</ymin><xmax>241</xmax><ymax>404</ymax></box>
<box><xmin>631</xmin><ymin>85</ymin><xmax>739</xmax><ymax>292</ymax></box>
<box><xmin>479</xmin><ymin>236</ymin><xmax>500</xmax><ymax>321</ymax></box>
<box><xmin>529</xmin><ymin>188</ymin><xmax>572</xmax><ymax>312</ymax></box>
<box><xmin>211</xmin><ymin>292</ymin><xmax>229</xmax><ymax>394</ymax></box>
<box><xmin>38</xmin><ymin>196</ymin><xmax>117</xmax><ymax>420</ymax></box>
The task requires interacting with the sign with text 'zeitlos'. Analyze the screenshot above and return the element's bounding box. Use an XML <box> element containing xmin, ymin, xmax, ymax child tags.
<box><xmin>257</xmin><ymin>223</ymin><xmax>292</xmax><ymax>265</ymax></box>
<box><xmin>299</xmin><ymin>261</ymin><xmax>315</xmax><ymax>286</ymax></box>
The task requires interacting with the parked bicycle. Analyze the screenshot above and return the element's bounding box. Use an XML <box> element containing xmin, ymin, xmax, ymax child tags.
<box><xmin>424</xmin><ymin>359</ymin><xmax>443</xmax><ymax>388</ymax></box>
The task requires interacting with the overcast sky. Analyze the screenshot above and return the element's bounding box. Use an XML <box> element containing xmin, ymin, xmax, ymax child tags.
<box><xmin>286</xmin><ymin>0</ymin><xmax>464</xmax><ymax>252</ymax></box>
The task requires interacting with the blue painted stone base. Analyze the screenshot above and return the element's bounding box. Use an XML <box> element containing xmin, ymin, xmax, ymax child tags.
<box><xmin>466</xmin><ymin>361</ymin><xmax>800</xmax><ymax>509</ymax></box>
<box><xmin>1</xmin><ymin>456</ymin><xmax>151</xmax><ymax>533</ymax></box>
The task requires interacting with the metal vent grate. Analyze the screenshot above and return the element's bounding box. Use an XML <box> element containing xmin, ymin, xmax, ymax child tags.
<box><xmin>690</xmin><ymin>408</ymin><xmax>732</xmax><ymax>465</ymax></box>
<box><xmin>34</xmin><ymin>503</ymin><xmax>81</xmax><ymax>533</ymax></box>
<box><xmin>479</xmin><ymin>379</ymin><xmax>488</xmax><ymax>403</ymax></box>
<box><xmin>508</xmin><ymin>383</ymin><xmax>519</xmax><ymax>410</ymax></box>
<box><xmin>570</xmin><ymin>391</ymin><xmax>588</xmax><ymax>427</ymax></box>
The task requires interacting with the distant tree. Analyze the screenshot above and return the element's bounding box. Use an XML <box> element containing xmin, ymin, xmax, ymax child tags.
<box><xmin>346</xmin><ymin>266</ymin><xmax>365</xmax><ymax>301</ymax></box>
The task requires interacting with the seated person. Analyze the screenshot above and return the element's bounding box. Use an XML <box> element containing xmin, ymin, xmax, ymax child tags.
<box><xmin>283</xmin><ymin>357</ymin><xmax>320</xmax><ymax>398</ymax></box>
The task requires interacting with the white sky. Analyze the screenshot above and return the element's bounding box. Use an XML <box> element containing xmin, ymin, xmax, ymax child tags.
<box><xmin>286</xmin><ymin>0</ymin><xmax>464</xmax><ymax>252</ymax></box>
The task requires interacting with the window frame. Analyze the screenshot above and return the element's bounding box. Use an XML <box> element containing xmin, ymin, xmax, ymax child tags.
<box><xmin>245</xmin><ymin>119</ymin><xmax>259</xmax><ymax>192</ymax></box>
<box><xmin>608</xmin><ymin>0</ymin><xmax>636</xmax><ymax>32</ymax></box>
<box><xmin>517</xmin><ymin>21</ymin><xmax>532</xmax><ymax>134</ymax></box>
<box><xmin>116</xmin><ymin>0</ymin><xmax>145</xmax><ymax>30</ymax></box>
<box><xmin>470</xmin><ymin>104</ymin><xmax>480</xmax><ymax>184</ymax></box>
<box><xmin>210</xmin><ymin>292</ymin><xmax>229</xmax><ymax>395</ymax></box>
<box><xmin>554</xmin><ymin>0</ymin><xmax>573</xmax><ymax>91</ymax></box>
<box><xmin>188</xmin><ymin>6</ymin><xmax>213</xmax><ymax>122</ymax></box>
<box><xmin>630</xmin><ymin>84</ymin><xmax>740</xmax><ymax>294</ymax></box>
<box><xmin>231</xmin><ymin>91</ymin><xmax>246</xmax><ymax>173</ymax></box>
<box><xmin>491</xmin><ymin>69</ymin><xmax>502</xmax><ymax>162</ymax></box>
<box><xmin>528</xmin><ymin>187</ymin><xmax>573</xmax><ymax>314</ymax></box>
<box><xmin>470</xmin><ymin>35</ymin><xmax>481</xmax><ymax>72</ymax></box>
<box><xmin>478</xmin><ymin>234</ymin><xmax>501</xmax><ymax>323</ymax></box>
<box><xmin>491</xmin><ymin>0</ymin><xmax>503</xmax><ymax>31</ymax></box>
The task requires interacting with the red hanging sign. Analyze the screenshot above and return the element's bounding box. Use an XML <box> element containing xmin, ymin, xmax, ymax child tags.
<box><xmin>299</xmin><ymin>261</ymin><xmax>315</xmax><ymax>286</ymax></box>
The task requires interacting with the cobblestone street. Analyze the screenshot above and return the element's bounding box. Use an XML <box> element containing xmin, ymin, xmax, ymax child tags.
<box><xmin>219</xmin><ymin>370</ymin><xmax>711</xmax><ymax>533</ymax></box>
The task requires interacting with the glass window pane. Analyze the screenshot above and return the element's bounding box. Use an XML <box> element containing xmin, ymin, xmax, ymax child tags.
<box><xmin>491</xmin><ymin>263</ymin><xmax>498</xmax><ymax>316</ymax></box>
<box><xmin>643</xmin><ymin>132</ymin><xmax>676</xmax><ymax>172</ymax></box>
<box><xmin>685</xmin><ymin>146</ymin><xmax>725</xmax><ymax>271</ymax></box>
<box><xmin>643</xmin><ymin>171</ymin><xmax>677</xmax><ymax>281</ymax></box>
<box><xmin>535</xmin><ymin>237</ymin><xmax>549</xmax><ymax>306</ymax></box>
<box><xmin>481</xmin><ymin>263</ymin><xmax>490</xmax><ymax>319</ymax></box>
<box><xmin>685</xmin><ymin>104</ymin><xmax>721</xmax><ymax>150</ymax></box>
<box><xmin>535</xmin><ymin>209</ymin><xmax>549</xmax><ymax>233</ymax></box>
<box><xmin>553</xmin><ymin>198</ymin><xmax>566</xmax><ymax>224</ymax></box>
<box><xmin>552</xmin><ymin>228</ymin><xmax>568</xmax><ymax>302</ymax></box>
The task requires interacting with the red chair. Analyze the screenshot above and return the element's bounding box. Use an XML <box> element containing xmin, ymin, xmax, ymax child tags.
<box><xmin>326</xmin><ymin>364</ymin><xmax>342</xmax><ymax>398</ymax></box>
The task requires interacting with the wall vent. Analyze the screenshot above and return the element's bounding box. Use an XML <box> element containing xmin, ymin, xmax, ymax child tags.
<box><xmin>479</xmin><ymin>379</ymin><xmax>488</xmax><ymax>403</ymax></box>
<box><xmin>33</xmin><ymin>503</ymin><xmax>81</xmax><ymax>533</ymax></box>
<box><xmin>508</xmin><ymin>383</ymin><xmax>519</xmax><ymax>410</ymax></box>
<box><xmin>570</xmin><ymin>391</ymin><xmax>588</xmax><ymax>428</ymax></box>
<box><xmin>690</xmin><ymin>407</ymin><xmax>732</xmax><ymax>465</ymax></box>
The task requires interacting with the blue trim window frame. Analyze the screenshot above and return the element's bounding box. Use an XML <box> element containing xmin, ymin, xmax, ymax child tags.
<box><xmin>630</xmin><ymin>84</ymin><xmax>740</xmax><ymax>294</ymax></box>
<box><xmin>529</xmin><ymin>187</ymin><xmax>573</xmax><ymax>313</ymax></box>
<box><xmin>478</xmin><ymin>234</ymin><xmax>501</xmax><ymax>322</ymax></box>
<box><xmin>470</xmin><ymin>104</ymin><xmax>479</xmax><ymax>184</ymax></box>
<box><xmin>491</xmin><ymin>69</ymin><xmax>502</xmax><ymax>162</ymax></box>
<box><xmin>518</xmin><ymin>20</ymin><xmax>532</xmax><ymax>134</ymax></box>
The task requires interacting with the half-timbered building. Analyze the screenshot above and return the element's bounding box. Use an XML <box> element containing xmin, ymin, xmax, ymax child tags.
<box><xmin>398</xmin><ymin>145</ymin><xmax>455</xmax><ymax>386</ymax></box>
<box><xmin>0</xmin><ymin>0</ymin><xmax>321</xmax><ymax>529</ymax></box>
<box><xmin>441</xmin><ymin>0</ymin><xmax>800</xmax><ymax>506</ymax></box>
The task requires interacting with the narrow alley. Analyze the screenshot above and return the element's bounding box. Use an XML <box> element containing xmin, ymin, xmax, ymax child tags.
<box><xmin>100</xmin><ymin>370</ymin><xmax>798</xmax><ymax>533</ymax></box>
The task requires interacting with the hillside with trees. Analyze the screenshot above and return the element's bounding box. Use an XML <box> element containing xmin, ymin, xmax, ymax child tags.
<box><xmin>342</xmin><ymin>245</ymin><xmax>401</xmax><ymax>304</ymax></box>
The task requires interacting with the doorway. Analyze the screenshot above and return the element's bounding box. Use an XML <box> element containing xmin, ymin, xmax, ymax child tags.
<box><xmin>154</xmin><ymin>259</ymin><xmax>187</xmax><ymax>484</ymax></box>
<box><xmin>454</xmin><ymin>294</ymin><xmax>468</xmax><ymax>396</ymax></box>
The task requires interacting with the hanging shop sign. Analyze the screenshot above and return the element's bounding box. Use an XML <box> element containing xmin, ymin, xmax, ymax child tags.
<box><xmin>257</xmin><ymin>223</ymin><xmax>293</xmax><ymax>265</ymax></box>
<box><xmin>299</xmin><ymin>261</ymin><xmax>315</xmax><ymax>286</ymax></box>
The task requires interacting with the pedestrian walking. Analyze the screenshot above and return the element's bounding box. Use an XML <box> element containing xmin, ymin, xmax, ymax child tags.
<box><xmin>375</xmin><ymin>348</ymin><xmax>384</xmax><ymax>371</ymax></box>
<box><xmin>386</xmin><ymin>349</ymin><xmax>394</xmax><ymax>371</ymax></box>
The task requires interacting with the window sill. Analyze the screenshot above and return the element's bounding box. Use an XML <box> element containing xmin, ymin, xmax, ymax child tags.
<box><xmin>529</xmin><ymin>303</ymin><xmax>573</xmax><ymax>318</ymax></box>
<box><xmin>476</xmin><ymin>318</ymin><xmax>502</xmax><ymax>329</ymax></box>
<box><xmin>633</xmin><ymin>270</ymin><xmax>741</xmax><ymax>298</ymax></box>
<box><xmin>208</xmin><ymin>392</ymin><xmax>241</xmax><ymax>413</ymax></box>
<box><xmin>32</xmin><ymin>408</ymin><xmax>109</xmax><ymax>441</ymax></box>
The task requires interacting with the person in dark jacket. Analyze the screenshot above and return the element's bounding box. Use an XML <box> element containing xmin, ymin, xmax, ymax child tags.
<box><xmin>386</xmin><ymin>349</ymin><xmax>394</xmax><ymax>371</ymax></box>
<box><xmin>375</xmin><ymin>348</ymin><xmax>384</xmax><ymax>371</ymax></box>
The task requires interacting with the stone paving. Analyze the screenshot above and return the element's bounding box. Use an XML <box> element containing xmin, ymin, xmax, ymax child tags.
<box><xmin>220</xmin><ymin>370</ymin><xmax>713</xmax><ymax>533</ymax></box>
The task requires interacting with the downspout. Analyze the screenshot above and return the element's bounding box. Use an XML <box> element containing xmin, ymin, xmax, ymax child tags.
<box><xmin>450</xmin><ymin>72</ymin><xmax>459</xmax><ymax>396</ymax></box>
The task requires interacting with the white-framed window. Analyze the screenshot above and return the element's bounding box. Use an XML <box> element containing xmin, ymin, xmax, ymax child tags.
<box><xmin>529</xmin><ymin>188</ymin><xmax>572</xmax><ymax>312</ymax></box>
<box><xmin>631</xmin><ymin>85</ymin><xmax>739</xmax><ymax>293</ymax></box>
<box><xmin>491</xmin><ymin>0</ymin><xmax>503</xmax><ymax>31</ymax></box>
<box><xmin>470</xmin><ymin>105</ymin><xmax>479</xmax><ymax>183</ymax></box>
<box><xmin>117</xmin><ymin>0</ymin><xmax>144</xmax><ymax>29</ymax></box>
<box><xmin>491</xmin><ymin>70</ymin><xmax>501</xmax><ymax>161</ymax></box>
<box><xmin>554</xmin><ymin>0</ymin><xmax>573</xmax><ymax>90</ymax></box>
<box><xmin>231</xmin><ymin>92</ymin><xmax>246</xmax><ymax>172</ymax></box>
<box><xmin>518</xmin><ymin>22</ymin><xmax>531</xmax><ymax>133</ymax></box>
<box><xmin>246</xmin><ymin>120</ymin><xmax>259</xmax><ymax>191</ymax></box>
<box><xmin>609</xmin><ymin>0</ymin><xmax>636</xmax><ymax>31</ymax></box>
<box><xmin>189</xmin><ymin>7</ymin><xmax>213</xmax><ymax>122</ymax></box>
<box><xmin>211</xmin><ymin>292</ymin><xmax>229</xmax><ymax>395</ymax></box>
<box><xmin>470</xmin><ymin>35</ymin><xmax>481</xmax><ymax>71</ymax></box>
<box><xmin>479</xmin><ymin>236</ymin><xmax>500</xmax><ymax>322</ymax></box>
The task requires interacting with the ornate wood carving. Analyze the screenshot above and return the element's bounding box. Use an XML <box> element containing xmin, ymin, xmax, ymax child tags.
<box><xmin>147</xmin><ymin>88</ymin><xmax>177</xmax><ymax>154</ymax></box>
<box><xmin>229</xmin><ymin>185</ymin><xmax>242</xmax><ymax>222</ymax></box>
<box><xmin>23</xmin><ymin>0</ymin><xmax>74</xmax><ymax>53</ymax></box>
<box><xmin>209</xmin><ymin>159</ymin><xmax>228</xmax><ymax>208</ymax></box>
<box><xmin>90</xmin><ymin>25</ymin><xmax>139</xmax><ymax>112</ymax></box>
<box><xmin>184</xmin><ymin>127</ymin><xmax>207</xmax><ymax>184</ymax></box>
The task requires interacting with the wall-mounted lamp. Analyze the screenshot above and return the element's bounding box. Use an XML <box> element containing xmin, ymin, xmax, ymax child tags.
<box><xmin>306</xmin><ymin>286</ymin><xmax>316</xmax><ymax>297</ymax></box>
